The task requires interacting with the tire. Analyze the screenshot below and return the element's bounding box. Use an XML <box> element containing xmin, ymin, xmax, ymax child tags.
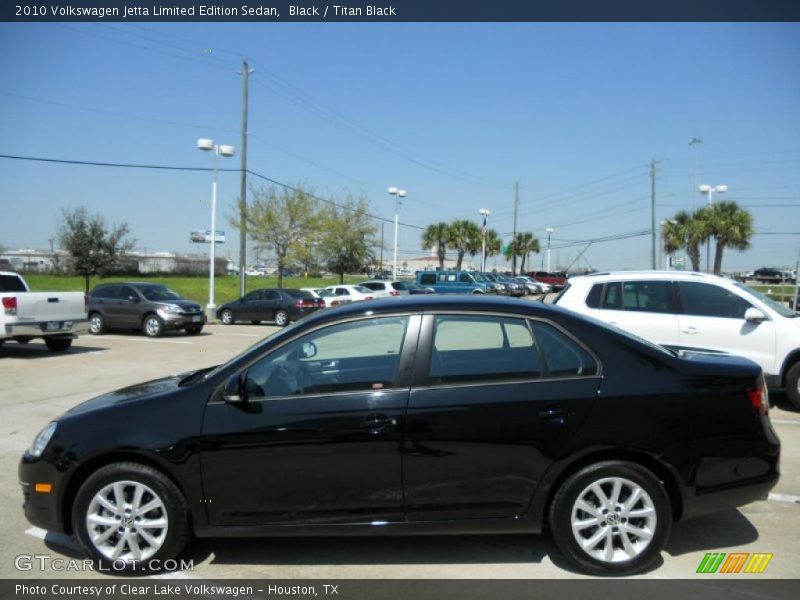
<box><xmin>88</xmin><ymin>312</ymin><xmax>105</xmax><ymax>335</ymax></box>
<box><xmin>72</xmin><ymin>462</ymin><xmax>190</xmax><ymax>572</ymax></box>
<box><xmin>184</xmin><ymin>325</ymin><xmax>203</xmax><ymax>336</ymax></box>
<box><xmin>785</xmin><ymin>362</ymin><xmax>800</xmax><ymax>410</ymax></box>
<box><xmin>142</xmin><ymin>315</ymin><xmax>164</xmax><ymax>338</ymax></box>
<box><xmin>549</xmin><ymin>461</ymin><xmax>671</xmax><ymax>576</ymax></box>
<box><xmin>220</xmin><ymin>309</ymin><xmax>234</xmax><ymax>325</ymax></box>
<box><xmin>471</xmin><ymin>289</ymin><xmax>485</xmax><ymax>295</ymax></box>
<box><xmin>44</xmin><ymin>337</ymin><xmax>72</xmax><ymax>352</ymax></box>
<box><xmin>274</xmin><ymin>309</ymin><xmax>290</xmax><ymax>327</ymax></box>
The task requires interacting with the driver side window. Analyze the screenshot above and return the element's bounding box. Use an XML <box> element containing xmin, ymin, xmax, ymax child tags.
<box><xmin>244</xmin><ymin>316</ymin><xmax>410</xmax><ymax>399</ymax></box>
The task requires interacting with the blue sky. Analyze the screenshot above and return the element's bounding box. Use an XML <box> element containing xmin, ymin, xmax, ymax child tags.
<box><xmin>1</xmin><ymin>22</ymin><xmax>798</xmax><ymax>272</ymax></box>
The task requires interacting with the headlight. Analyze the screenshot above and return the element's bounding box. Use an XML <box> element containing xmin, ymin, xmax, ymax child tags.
<box><xmin>158</xmin><ymin>304</ymin><xmax>184</xmax><ymax>315</ymax></box>
<box><xmin>28</xmin><ymin>421</ymin><xmax>57</xmax><ymax>457</ymax></box>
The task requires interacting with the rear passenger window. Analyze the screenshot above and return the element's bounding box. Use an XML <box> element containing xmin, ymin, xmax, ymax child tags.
<box><xmin>596</xmin><ymin>281</ymin><xmax>671</xmax><ymax>313</ymax></box>
<box><xmin>429</xmin><ymin>315</ymin><xmax>541</xmax><ymax>383</ymax></box>
<box><xmin>420</xmin><ymin>274</ymin><xmax>436</xmax><ymax>285</ymax></box>
<box><xmin>530</xmin><ymin>322</ymin><xmax>598</xmax><ymax>378</ymax></box>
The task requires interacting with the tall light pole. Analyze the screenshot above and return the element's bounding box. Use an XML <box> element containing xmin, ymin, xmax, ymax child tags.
<box><xmin>198</xmin><ymin>138</ymin><xmax>235</xmax><ymax>318</ymax></box>
<box><xmin>545</xmin><ymin>227</ymin><xmax>555</xmax><ymax>272</ymax></box>
<box><xmin>690</xmin><ymin>137</ymin><xmax>702</xmax><ymax>210</ymax></box>
<box><xmin>479</xmin><ymin>208</ymin><xmax>490</xmax><ymax>272</ymax></box>
<box><xmin>388</xmin><ymin>187</ymin><xmax>406</xmax><ymax>279</ymax></box>
<box><xmin>699</xmin><ymin>183</ymin><xmax>727</xmax><ymax>273</ymax></box>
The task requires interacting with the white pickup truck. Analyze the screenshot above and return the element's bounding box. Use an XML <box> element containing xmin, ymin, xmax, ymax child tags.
<box><xmin>0</xmin><ymin>271</ymin><xmax>89</xmax><ymax>352</ymax></box>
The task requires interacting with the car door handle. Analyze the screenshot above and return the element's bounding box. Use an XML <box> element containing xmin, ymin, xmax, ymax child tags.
<box><xmin>539</xmin><ymin>406</ymin><xmax>570</xmax><ymax>420</ymax></box>
<box><xmin>683</xmin><ymin>327</ymin><xmax>698</xmax><ymax>335</ymax></box>
<box><xmin>365</xmin><ymin>413</ymin><xmax>397</xmax><ymax>433</ymax></box>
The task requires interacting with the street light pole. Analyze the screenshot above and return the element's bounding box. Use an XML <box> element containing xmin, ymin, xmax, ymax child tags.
<box><xmin>388</xmin><ymin>187</ymin><xmax>406</xmax><ymax>279</ymax></box>
<box><xmin>479</xmin><ymin>208</ymin><xmax>490</xmax><ymax>272</ymax></box>
<box><xmin>198</xmin><ymin>139</ymin><xmax>235</xmax><ymax>319</ymax></box>
<box><xmin>545</xmin><ymin>227</ymin><xmax>554</xmax><ymax>272</ymax></box>
<box><xmin>698</xmin><ymin>183</ymin><xmax>727</xmax><ymax>273</ymax></box>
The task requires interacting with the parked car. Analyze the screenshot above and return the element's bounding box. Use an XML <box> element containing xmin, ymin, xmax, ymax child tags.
<box><xmin>416</xmin><ymin>270</ymin><xmax>491</xmax><ymax>294</ymax></box>
<box><xmin>528</xmin><ymin>271</ymin><xmax>569</xmax><ymax>291</ymax></box>
<box><xmin>357</xmin><ymin>280</ymin><xmax>396</xmax><ymax>298</ymax></box>
<box><xmin>217</xmin><ymin>288</ymin><xmax>323</xmax><ymax>327</ymax></box>
<box><xmin>359</xmin><ymin>280</ymin><xmax>434</xmax><ymax>297</ymax></box>
<box><xmin>554</xmin><ymin>270</ymin><xmax>800</xmax><ymax>408</ymax></box>
<box><xmin>752</xmin><ymin>267</ymin><xmax>794</xmax><ymax>284</ymax></box>
<box><xmin>19</xmin><ymin>295</ymin><xmax>779</xmax><ymax>576</ymax></box>
<box><xmin>514</xmin><ymin>276</ymin><xmax>552</xmax><ymax>295</ymax></box>
<box><xmin>88</xmin><ymin>282</ymin><xmax>205</xmax><ymax>337</ymax></box>
<box><xmin>495</xmin><ymin>273</ymin><xmax>525</xmax><ymax>297</ymax></box>
<box><xmin>0</xmin><ymin>271</ymin><xmax>88</xmax><ymax>352</ymax></box>
<box><xmin>324</xmin><ymin>285</ymin><xmax>375</xmax><ymax>302</ymax></box>
<box><xmin>478</xmin><ymin>272</ymin><xmax>508</xmax><ymax>295</ymax></box>
<box><xmin>300</xmin><ymin>288</ymin><xmax>351</xmax><ymax>308</ymax></box>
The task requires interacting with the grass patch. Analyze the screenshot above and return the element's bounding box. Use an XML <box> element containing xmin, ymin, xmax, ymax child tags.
<box><xmin>22</xmin><ymin>274</ymin><xmax>365</xmax><ymax>305</ymax></box>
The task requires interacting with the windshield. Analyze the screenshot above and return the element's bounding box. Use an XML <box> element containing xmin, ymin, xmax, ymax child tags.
<box><xmin>354</xmin><ymin>286</ymin><xmax>371</xmax><ymax>293</ymax></box>
<box><xmin>734</xmin><ymin>282</ymin><xmax>797</xmax><ymax>318</ymax></box>
<box><xmin>392</xmin><ymin>281</ymin><xmax>413</xmax><ymax>290</ymax></box>
<box><xmin>139</xmin><ymin>285</ymin><xmax>183</xmax><ymax>301</ymax></box>
<box><xmin>314</xmin><ymin>289</ymin><xmax>334</xmax><ymax>298</ymax></box>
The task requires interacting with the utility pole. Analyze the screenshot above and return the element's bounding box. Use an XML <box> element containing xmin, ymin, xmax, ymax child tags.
<box><xmin>650</xmin><ymin>159</ymin><xmax>658</xmax><ymax>270</ymax></box>
<box><xmin>512</xmin><ymin>180</ymin><xmax>519</xmax><ymax>275</ymax></box>
<box><xmin>238</xmin><ymin>59</ymin><xmax>254</xmax><ymax>297</ymax></box>
<box><xmin>379</xmin><ymin>222</ymin><xmax>384</xmax><ymax>270</ymax></box>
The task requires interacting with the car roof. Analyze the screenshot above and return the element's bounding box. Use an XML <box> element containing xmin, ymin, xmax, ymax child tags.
<box><xmin>565</xmin><ymin>270</ymin><xmax>735</xmax><ymax>285</ymax></box>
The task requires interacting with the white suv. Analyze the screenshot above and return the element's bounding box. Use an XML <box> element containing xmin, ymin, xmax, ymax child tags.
<box><xmin>554</xmin><ymin>270</ymin><xmax>800</xmax><ymax>408</ymax></box>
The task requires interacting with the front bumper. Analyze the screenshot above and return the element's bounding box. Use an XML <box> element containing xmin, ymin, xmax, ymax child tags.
<box><xmin>19</xmin><ymin>454</ymin><xmax>68</xmax><ymax>535</ymax></box>
<box><xmin>160</xmin><ymin>313</ymin><xmax>206</xmax><ymax>330</ymax></box>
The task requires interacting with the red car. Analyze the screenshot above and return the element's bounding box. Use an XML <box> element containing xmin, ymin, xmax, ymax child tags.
<box><xmin>527</xmin><ymin>271</ymin><xmax>568</xmax><ymax>291</ymax></box>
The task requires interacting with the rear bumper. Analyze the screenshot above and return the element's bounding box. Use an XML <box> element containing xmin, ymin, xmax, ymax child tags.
<box><xmin>681</xmin><ymin>474</ymin><xmax>779</xmax><ymax>521</ymax></box>
<box><xmin>4</xmin><ymin>319</ymin><xmax>89</xmax><ymax>339</ymax></box>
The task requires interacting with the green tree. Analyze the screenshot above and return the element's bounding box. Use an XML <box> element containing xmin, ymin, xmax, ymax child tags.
<box><xmin>503</xmin><ymin>232</ymin><xmax>540</xmax><ymax>274</ymax></box>
<box><xmin>661</xmin><ymin>209</ymin><xmax>709</xmax><ymax>272</ymax></box>
<box><xmin>244</xmin><ymin>184</ymin><xmax>317</xmax><ymax>288</ymax></box>
<box><xmin>319</xmin><ymin>196</ymin><xmax>377</xmax><ymax>284</ymax></box>
<box><xmin>705</xmin><ymin>201</ymin><xmax>754</xmax><ymax>275</ymax></box>
<box><xmin>57</xmin><ymin>206</ymin><xmax>135</xmax><ymax>293</ymax></box>
<box><xmin>448</xmin><ymin>219</ymin><xmax>481</xmax><ymax>270</ymax></box>
<box><xmin>484</xmin><ymin>228</ymin><xmax>502</xmax><ymax>260</ymax></box>
<box><xmin>421</xmin><ymin>222</ymin><xmax>449</xmax><ymax>270</ymax></box>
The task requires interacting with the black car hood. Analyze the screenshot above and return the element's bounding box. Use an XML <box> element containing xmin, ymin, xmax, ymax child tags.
<box><xmin>166</xmin><ymin>299</ymin><xmax>203</xmax><ymax>312</ymax></box>
<box><xmin>63</xmin><ymin>371</ymin><xmax>195</xmax><ymax>417</ymax></box>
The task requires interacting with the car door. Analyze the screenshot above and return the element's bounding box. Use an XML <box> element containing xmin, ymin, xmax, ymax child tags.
<box><xmin>403</xmin><ymin>313</ymin><xmax>601</xmax><ymax>521</ymax></box>
<box><xmin>675</xmin><ymin>281</ymin><xmax>777</xmax><ymax>374</ymax></box>
<box><xmin>92</xmin><ymin>285</ymin><xmax>122</xmax><ymax>326</ymax></box>
<box><xmin>200</xmin><ymin>314</ymin><xmax>421</xmax><ymax>526</ymax></box>
<box><xmin>236</xmin><ymin>290</ymin><xmax>263</xmax><ymax>321</ymax></box>
<box><xmin>259</xmin><ymin>290</ymin><xmax>282</xmax><ymax>320</ymax></box>
<box><xmin>584</xmin><ymin>280</ymin><xmax>680</xmax><ymax>347</ymax></box>
<box><xmin>117</xmin><ymin>285</ymin><xmax>143</xmax><ymax>328</ymax></box>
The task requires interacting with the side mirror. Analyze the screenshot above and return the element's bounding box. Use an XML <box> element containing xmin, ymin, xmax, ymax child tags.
<box><xmin>301</xmin><ymin>341</ymin><xmax>317</xmax><ymax>359</ymax></box>
<box><xmin>745</xmin><ymin>307</ymin><xmax>767</xmax><ymax>323</ymax></box>
<box><xmin>223</xmin><ymin>373</ymin><xmax>246</xmax><ymax>403</ymax></box>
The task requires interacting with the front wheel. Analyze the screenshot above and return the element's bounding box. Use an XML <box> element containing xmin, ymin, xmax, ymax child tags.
<box><xmin>142</xmin><ymin>315</ymin><xmax>164</xmax><ymax>338</ymax></box>
<box><xmin>274</xmin><ymin>309</ymin><xmax>290</xmax><ymax>327</ymax></box>
<box><xmin>219</xmin><ymin>309</ymin><xmax>234</xmax><ymax>325</ymax></box>
<box><xmin>72</xmin><ymin>462</ymin><xmax>190</xmax><ymax>572</ymax></box>
<box><xmin>549</xmin><ymin>461</ymin><xmax>671</xmax><ymax>576</ymax></box>
<box><xmin>785</xmin><ymin>362</ymin><xmax>800</xmax><ymax>410</ymax></box>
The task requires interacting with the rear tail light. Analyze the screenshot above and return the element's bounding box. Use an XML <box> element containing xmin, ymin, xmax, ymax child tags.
<box><xmin>748</xmin><ymin>378</ymin><xmax>769</xmax><ymax>416</ymax></box>
<box><xmin>390</xmin><ymin>291</ymin><xmax>400</xmax><ymax>296</ymax></box>
<box><xmin>84</xmin><ymin>293</ymin><xmax>89</xmax><ymax>311</ymax></box>
<box><xmin>2</xmin><ymin>296</ymin><xmax>17</xmax><ymax>315</ymax></box>
<box><xmin>365</xmin><ymin>296</ymin><xmax>374</xmax><ymax>300</ymax></box>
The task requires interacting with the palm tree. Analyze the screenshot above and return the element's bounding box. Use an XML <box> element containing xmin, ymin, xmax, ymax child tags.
<box><xmin>705</xmin><ymin>201</ymin><xmax>754</xmax><ymax>275</ymax></box>
<box><xmin>447</xmin><ymin>220</ymin><xmax>481</xmax><ymax>270</ymax></box>
<box><xmin>503</xmin><ymin>232</ymin><xmax>540</xmax><ymax>274</ymax></box>
<box><xmin>661</xmin><ymin>210</ymin><xmax>709</xmax><ymax>272</ymax></box>
<box><xmin>484</xmin><ymin>228</ymin><xmax>502</xmax><ymax>260</ymax></box>
<box><xmin>421</xmin><ymin>222</ymin><xmax>450</xmax><ymax>270</ymax></box>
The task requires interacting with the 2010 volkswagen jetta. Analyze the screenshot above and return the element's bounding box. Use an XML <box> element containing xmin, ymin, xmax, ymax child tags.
<box><xmin>19</xmin><ymin>296</ymin><xmax>780</xmax><ymax>575</ymax></box>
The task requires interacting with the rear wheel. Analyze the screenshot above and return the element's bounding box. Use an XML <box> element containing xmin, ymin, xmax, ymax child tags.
<box><xmin>72</xmin><ymin>462</ymin><xmax>190</xmax><ymax>572</ymax></box>
<box><xmin>785</xmin><ymin>362</ymin><xmax>800</xmax><ymax>410</ymax></box>
<box><xmin>45</xmin><ymin>337</ymin><xmax>73</xmax><ymax>352</ymax></box>
<box><xmin>142</xmin><ymin>315</ymin><xmax>164</xmax><ymax>338</ymax></box>
<box><xmin>274</xmin><ymin>309</ymin><xmax>290</xmax><ymax>327</ymax></box>
<box><xmin>549</xmin><ymin>461</ymin><xmax>671</xmax><ymax>576</ymax></box>
<box><xmin>220</xmin><ymin>309</ymin><xmax>234</xmax><ymax>325</ymax></box>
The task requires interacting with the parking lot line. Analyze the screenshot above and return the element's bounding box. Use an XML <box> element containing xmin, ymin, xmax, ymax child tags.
<box><xmin>208</xmin><ymin>332</ymin><xmax>261</xmax><ymax>337</ymax></box>
<box><xmin>768</xmin><ymin>493</ymin><xmax>800</xmax><ymax>504</ymax></box>
<box><xmin>771</xmin><ymin>419</ymin><xmax>800</xmax><ymax>426</ymax></box>
<box><xmin>100</xmin><ymin>336</ymin><xmax>193</xmax><ymax>345</ymax></box>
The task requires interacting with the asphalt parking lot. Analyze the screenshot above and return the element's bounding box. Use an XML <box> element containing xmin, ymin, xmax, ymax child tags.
<box><xmin>1</xmin><ymin>318</ymin><xmax>799</xmax><ymax>580</ymax></box>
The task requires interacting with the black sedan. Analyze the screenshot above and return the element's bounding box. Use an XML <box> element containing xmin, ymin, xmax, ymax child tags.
<box><xmin>216</xmin><ymin>288</ymin><xmax>323</xmax><ymax>327</ymax></box>
<box><xmin>19</xmin><ymin>296</ymin><xmax>779</xmax><ymax>575</ymax></box>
